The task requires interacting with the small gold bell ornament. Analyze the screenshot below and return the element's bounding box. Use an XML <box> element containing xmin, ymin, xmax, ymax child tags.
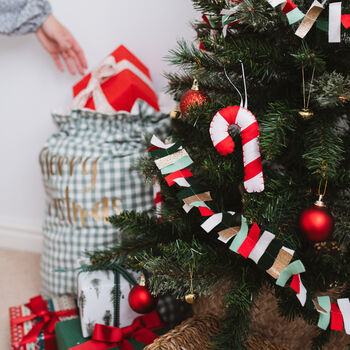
<box><xmin>185</xmin><ymin>293</ymin><xmax>196</xmax><ymax>304</ymax></box>
<box><xmin>298</xmin><ymin>108</ymin><xmax>314</xmax><ymax>120</ymax></box>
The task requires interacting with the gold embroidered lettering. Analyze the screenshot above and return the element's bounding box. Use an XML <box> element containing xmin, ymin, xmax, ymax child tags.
<box><xmin>112</xmin><ymin>198</ymin><xmax>123</xmax><ymax>216</ymax></box>
<box><xmin>82</xmin><ymin>157</ymin><xmax>99</xmax><ymax>193</ymax></box>
<box><xmin>92</xmin><ymin>197</ymin><xmax>109</xmax><ymax>221</ymax></box>
<box><xmin>57</xmin><ymin>156</ymin><xmax>64</xmax><ymax>176</ymax></box>
<box><xmin>72</xmin><ymin>202</ymin><xmax>90</xmax><ymax>227</ymax></box>
<box><xmin>39</xmin><ymin>147</ymin><xmax>49</xmax><ymax>176</ymax></box>
<box><xmin>65</xmin><ymin>186</ymin><xmax>73</xmax><ymax>225</ymax></box>
<box><xmin>49</xmin><ymin>155</ymin><xmax>56</xmax><ymax>176</ymax></box>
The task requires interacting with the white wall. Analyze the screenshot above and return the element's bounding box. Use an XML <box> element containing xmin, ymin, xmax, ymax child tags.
<box><xmin>0</xmin><ymin>0</ymin><xmax>199</xmax><ymax>252</ymax></box>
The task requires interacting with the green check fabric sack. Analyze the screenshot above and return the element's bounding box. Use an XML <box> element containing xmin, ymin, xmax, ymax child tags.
<box><xmin>40</xmin><ymin>104</ymin><xmax>169</xmax><ymax>297</ymax></box>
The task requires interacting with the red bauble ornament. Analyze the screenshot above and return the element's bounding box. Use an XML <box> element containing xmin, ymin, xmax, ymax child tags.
<box><xmin>179</xmin><ymin>78</ymin><xmax>210</xmax><ymax>117</ymax></box>
<box><xmin>298</xmin><ymin>196</ymin><xmax>334</xmax><ymax>242</ymax></box>
<box><xmin>128</xmin><ymin>276</ymin><xmax>158</xmax><ymax>314</ymax></box>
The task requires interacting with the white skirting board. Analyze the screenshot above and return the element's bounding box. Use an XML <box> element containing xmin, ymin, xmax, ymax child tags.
<box><xmin>0</xmin><ymin>222</ymin><xmax>43</xmax><ymax>253</ymax></box>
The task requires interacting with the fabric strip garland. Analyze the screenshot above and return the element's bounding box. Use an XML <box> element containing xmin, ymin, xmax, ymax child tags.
<box><xmin>265</xmin><ymin>0</ymin><xmax>350</xmax><ymax>43</ymax></box>
<box><xmin>149</xmin><ymin>135</ymin><xmax>350</xmax><ymax>334</ymax></box>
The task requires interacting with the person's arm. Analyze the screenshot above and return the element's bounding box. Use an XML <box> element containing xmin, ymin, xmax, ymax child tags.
<box><xmin>0</xmin><ymin>0</ymin><xmax>51</xmax><ymax>36</ymax></box>
<box><xmin>0</xmin><ymin>0</ymin><xmax>87</xmax><ymax>75</ymax></box>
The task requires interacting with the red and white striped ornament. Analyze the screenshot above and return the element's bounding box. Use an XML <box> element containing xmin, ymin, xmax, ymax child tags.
<box><xmin>209</xmin><ymin>105</ymin><xmax>264</xmax><ymax>193</ymax></box>
<box><xmin>153</xmin><ymin>178</ymin><xmax>163</xmax><ymax>220</ymax></box>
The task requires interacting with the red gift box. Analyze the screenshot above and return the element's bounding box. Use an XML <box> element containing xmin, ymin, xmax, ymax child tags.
<box><xmin>10</xmin><ymin>295</ymin><xmax>78</xmax><ymax>350</ymax></box>
<box><xmin>72</xmin><ymin>45</ymin><xmax>160</xmax><ymax>114</ymax></box>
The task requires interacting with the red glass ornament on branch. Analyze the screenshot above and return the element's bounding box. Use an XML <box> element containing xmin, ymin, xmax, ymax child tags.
<box><xmin>179</xmin><ymin>78</ymin><xmax>210</xmax><ymax>117</ymax></box>
<box><xmin>128</xmin><ymin>274</ymin><xmax>158</xmax><ymax>314</ymax></box>
<box><xmin>298</xmin><ymin>195</ymin><xmax>334</xmax><ymax>242</ymax></box>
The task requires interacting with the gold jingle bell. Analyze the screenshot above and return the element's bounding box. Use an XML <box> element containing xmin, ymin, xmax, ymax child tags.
<box><xmin>298</xmin><ymin>108</ymin><xmax>314</xmax><ymax>120</ymax></box>
<box><xmin>185</xmin><ymin>293</ymin><xmax>196</xmax><ymax>304</ymax></box>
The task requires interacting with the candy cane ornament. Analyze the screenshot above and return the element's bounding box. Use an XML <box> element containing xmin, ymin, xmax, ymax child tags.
<box><xmin>209</xmin><ymin>106</ymin><xmax>264</xmax><ymax>192</ymax></box>
<box><xmin>209</xmin><ymin>64</ymin><xmax>264</xmax><ymax>193</ymax></box>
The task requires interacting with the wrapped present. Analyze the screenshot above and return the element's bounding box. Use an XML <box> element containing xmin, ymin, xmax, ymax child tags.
<box><xmin>9</xmin><ymin>295</ymin><xmax>77</xmax><ymax>350</ymax></box>
<box><xmin>55</xmin><ymin>311</ymin><xmax>169</xmax><ymax>350</ymax></box>
<box><xmin>78</xmin><ymin>269</ymin><xmax>142</xmax><ymax>338</ymax></box>
<box><xmin>71</xmin><ymin>45</ymin><xmax>160</xmax><ymax>114</ymax></box>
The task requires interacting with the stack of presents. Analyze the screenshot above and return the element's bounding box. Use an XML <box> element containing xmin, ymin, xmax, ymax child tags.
<box><xmin>9</xmin><ymin>45</ymin><xmax>181</xmax><ymax>350</ymax></box>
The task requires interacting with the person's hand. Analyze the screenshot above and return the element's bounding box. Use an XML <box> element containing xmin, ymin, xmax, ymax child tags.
<box><xmin>35</xmin><ymin>14</ymin><xmax>87</xmax><ymax>75</ymax></box>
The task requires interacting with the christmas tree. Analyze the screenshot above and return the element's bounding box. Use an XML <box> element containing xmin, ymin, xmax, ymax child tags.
<box><xmin>88</xmin><ymin>0</ymin><xmax>350</xmax><ymax>348</ymax></box>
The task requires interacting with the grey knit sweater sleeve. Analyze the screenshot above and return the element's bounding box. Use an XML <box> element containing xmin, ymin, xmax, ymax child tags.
<box><xmin>0</xmin><ymin>0</ymin><xmax>52</xmax><ymax>35</ymax></box>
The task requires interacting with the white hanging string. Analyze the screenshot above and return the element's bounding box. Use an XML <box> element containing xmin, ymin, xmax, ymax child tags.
<box><xmin>224</xmin><ymin>61</ymin><xmax>248</xmax><ymax>109</ymax></box>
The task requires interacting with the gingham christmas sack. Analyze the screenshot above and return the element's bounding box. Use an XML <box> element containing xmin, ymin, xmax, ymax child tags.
<box><xmin>40</xmin><ymin>102</ymin><xmax>169</xmax><ymax>298</ymax></box>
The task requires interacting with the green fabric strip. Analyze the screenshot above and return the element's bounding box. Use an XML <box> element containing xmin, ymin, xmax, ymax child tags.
<box><xmin>257</xmin><ymin>240</ymin><xmax>283</xmax><ymax>271</ymax></box>
<box><xmin>161</xmin><ymin>156</ymin><xmax>193</xmax><ymax>175</ymax></box>
<box><xmin>286</xmin><ymin>7</ymin><xmax>305</xmax><ymax>25</ymax></box>
<box><xmin>216</xmin><ymin>212</ymin><xmax>235</xmax><ymax>231</ymax></box>
<box><xmin>222</xmin><ymin>14</ymin><xmax>232</xmax><ymax>26</ymax></box>
<box><xmin>276</xmin><ymin>260</ymin><xmax>306</xmax><ymax>287</ymax></box>
<box><xmin>176</xmin><ymin>185</ymin><xmax>208</xmax><ymax>200</ymax></box>
<box><xmin>208</xmin><ymin>15</ymin><xmax>216</xmax><ymax>28</ymax></box>
<box><xmin>305</xmin><ymin>294</ymin><xmax>315</xmax><ymax>310</ymax></box>
<box><xmin>317</xmin><ymin>296</ymin><xmax>331</xmax><ymax>330</ymax></box>
<box><xmin>229</xmin><ymin>216</ymin><xmax>248</xmax><ymax>253</ymax></box>
<box><xmin>149</xmin><ymin>142</ymin><xmax>182</xmax><ymax>159</ymax></box>
<box><xmin>316</xmin><ymin>18</ymin><xmax>328</xmax><ymax>32</ymax></box>
<box><xmin>189</xmin><ymin>201</ymin><xmax>208</xmax><ymax>208</ymax></box>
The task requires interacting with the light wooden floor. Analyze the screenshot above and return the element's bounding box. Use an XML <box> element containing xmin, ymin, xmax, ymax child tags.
<box><xmin>0</xmin><ymin>249</ymin><xmax>41</xmax><ymax>349</ymax></box>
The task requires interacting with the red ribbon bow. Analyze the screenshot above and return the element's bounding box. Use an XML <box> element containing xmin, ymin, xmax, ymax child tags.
<box><xmin>11</xmin><ymin>295</ymin><xmax>77</xmax><ymax>348</ymax></box>
<box><xmin>71</xmin><ymin>311</ymin><xmax>166</xmax><ymax>350</ymax></box>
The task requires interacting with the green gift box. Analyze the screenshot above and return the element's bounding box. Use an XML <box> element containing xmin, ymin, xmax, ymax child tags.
<box><xmin>56</xmin><ymin>316</ymin><xmax>169</xmax><ymax>350</ymax></box>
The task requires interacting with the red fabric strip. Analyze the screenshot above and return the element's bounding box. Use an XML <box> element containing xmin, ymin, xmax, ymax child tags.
<box><xmin>214</xmin><ymin>136</ymin><xmax>235</xmax><ymax>155</ymax></box>
<box><xmin>165</xmin><ymin>169</ymin><xmax>193</xmax><ymax>186</ymax></box>
<box><xmin>341</xmin><ymin>15</ymin><xmax>350</xmax><ymax>29</ymax></box>
<box><xmin>198</xmin><ymin>207</ymin><xmax>215</xmax><ymax>216</ymax></box>
<box><xmin>331</xmin><ymin>303</ymin><xmax>344</xmax><ymax>332</ymax></box>
<box><xmin>244</xmin><ymin>157</ymin><xmax>262</xmax><ymax>181</ymax></box>
<box><xmin>148</xmin><ymin>146</ymin><xmax>160</xmax><ymax>152</ymax></box>
<box><xmin>282</xmin><ymin>0</ymin><xmax>296</xmax><ymax>14</ymax></box>
<box><xmin>202</xmin><ymin>14</ymin><xmax>211</xmax><ymax>27</ymax></box>
<box><xmin>237</xmin><ymin>222</ymin><xmax>260</xmax><ymax>258</ymax></box>
<box><xmin>199</xmin><ymin>42</ymin><xmax>207</xmax><ymax>51</ymax></box>
<box><xmin>241</xmin><ymin>121</ymin><xmax>259</xmax><ymax>145</ymax></box>
<box><xmin>154</xmin><ymin>192</ymin><xmax>163</xmax><ymax>205</ymax></box>
<box><xmin>218</xmin><ymin>105</ymin><xmax>240</xmax><ymax>125</ymax></box>
<box><xmin>290</xmin><ymin>274</ymin><xmax>300</xmax><ymax>294</ymax></box>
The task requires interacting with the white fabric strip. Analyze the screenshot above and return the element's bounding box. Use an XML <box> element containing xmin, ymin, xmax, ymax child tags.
<box><xmin>210</xmin><ymin>113</ymin><xmax>229</xmax><ymax>146</ymax></box>
<box><xmin>338</xmin><ymin>298</ymin><xmax>350</xmax><ymax>334</ymax></box>
<box><xmin>243</xmin><ymin>138</ymin><xmax>261</xmax><ymax>166</ymax></box>
<box><xmin>201</xmin><ymin>213</ymin><xmax>223</xmax><ymax>233</ymax></box>
<box><xmin>248</xmin><ymin>230</ymin><xmax>275</xmax><ymax>264</ymax></box>
<box><xmin>183</xmin><ymin>204</ymin><xmax>193</xmax><ymax>213</ymax></box>
<box><xmin>150</xmin><ymin>135</ymin><xmax>175</xmax><ymax>149</ymax></box>
<box><xmin>283</xmin><ymin>247</ymin><xmax>295</xmax><ymax>256</ymax></box>
<box><xmin>154</xmin><ymin>149</ymin><xmax>188</xmax><ymax>169</ymax></box>
<box><xmin>235</xmin><ymin>108</ymin><xmax>256</xmax><ymax>131</ymax></box>
<box><xmin>217</xmin><ymin>211</ymin><xmax>236</xmax><ymax>243</ymax></box>
<box><xmin>173</xmin><ymin>178</ymin><xmax>191</xmax><ymax>187</ymax></box>
<box><xmin>329</xmin><ymin>2</ymin><xmax>342</xmax><ymax>43</ymax></box>
<box><xmin>244</xmin><ymin>172</ymin><xmax>264</xmax><ymax>193</ymax></box>
<box><xmin>266</xmin><ymin>0</ymin><xmax>286</xmax><ymax>7</ymax></box>
<box><xmin>296</xmin><ymin>276</ymin><xmax>307</xmax><ymax>306</ymax></box>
